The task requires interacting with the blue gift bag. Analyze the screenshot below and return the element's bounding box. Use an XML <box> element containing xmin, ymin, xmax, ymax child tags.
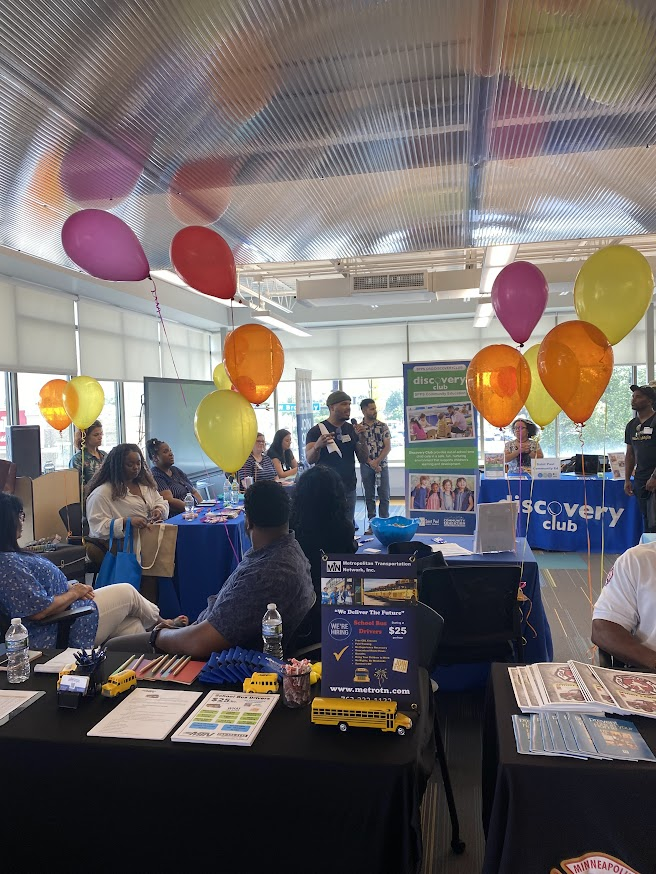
<box><xmin>94</xmin><ymin>518</ymin><xmax>142</xmax><ymax>591</ymax></box>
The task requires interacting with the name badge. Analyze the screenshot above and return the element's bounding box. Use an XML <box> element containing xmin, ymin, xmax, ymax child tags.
<box><xmin>341</xmin><ymin>434</ymin><xmax>351</xmax><ymax>442</ymax></box>
<box><xmin>643</xmin><ymin>427</ymin><xmax>653</xmax><ymax>435</ymax></box>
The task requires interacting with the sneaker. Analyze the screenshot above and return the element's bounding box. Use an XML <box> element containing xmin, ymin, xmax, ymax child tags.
<box><xmin>364</xmin><ymin>525</ymin><xmax>373</xmax><ymax>535</ymax></box>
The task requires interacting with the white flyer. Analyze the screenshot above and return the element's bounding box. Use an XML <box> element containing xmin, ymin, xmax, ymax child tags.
<box><xmin>87</xmin><ymin>688</ymin><xmax>202</xmax><ymax>740</ymax></box>
<box><xmin>171</xmin><ymin>689</ymin><xmax>279</xmax><ymax>746</ymax></box>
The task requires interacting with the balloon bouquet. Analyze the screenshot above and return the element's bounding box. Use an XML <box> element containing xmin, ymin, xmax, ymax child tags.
<box><xmin>468</xmin><ymin>244</ymin><xmax>653</xmax><ymax>483</ymax></box>
<box><xmin>60</xmin><ymin>203</ymin><xmax>286</xmax><ymax>477</ymax></box>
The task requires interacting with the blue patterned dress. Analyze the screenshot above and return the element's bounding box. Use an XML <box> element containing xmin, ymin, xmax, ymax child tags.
<box><xmin>0</xmin><ymin>552</ymin><xmax>98</xmax><ymax>648</ymax></box>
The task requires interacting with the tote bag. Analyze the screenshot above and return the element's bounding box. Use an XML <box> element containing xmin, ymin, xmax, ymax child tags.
<box><xmin>95</xmin><ymin>518</ymin><xmax>142</xmax><ymax>592</ymax></box>
<box><xmin>136</xmin><ymin>523</ymin><xmax>178</xmax><ymax>578</ymax></box>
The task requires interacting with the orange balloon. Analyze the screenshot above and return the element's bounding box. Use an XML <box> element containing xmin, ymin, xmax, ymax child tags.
<box><xmin>223</xmin><ymin>324</ymin><xmax>284</xmax><ymax>405</ymax></box>
<box><xmin>537</xmin><ymin>321</ymin><xmax>613</xmax><ymax>424</ymax></box>
<box><xmin>466</xmin><ymin>345</ymin><xmax>531</xmax><ymax>428</ymax></box>
<box><xmin>38</xmin><ymin>379</ymin><xmax>72</xmax><ymax>433</ymax></box>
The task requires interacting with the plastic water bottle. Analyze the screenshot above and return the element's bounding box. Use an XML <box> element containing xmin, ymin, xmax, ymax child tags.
<box><xmin>223</xmin><ymin>476</ymin><xmax>232</xmax><ymax>507</ymax></box>
<box><xmin>183</xmin><ymin>492</ymin><xmax>194</xmax><ymax>517</ymax></box>
<box><xmin>375</xmin><ymin>471</ymin><xmax>382</xmax><ymax>492</ymax></box>
<box><xmin>231</xmin><ymin>477</ymin><xmax>240</xmax><ymax>504</ymax></box>
<box><xmin>262</xmin><ymin>603</ymin><xmax>283</xmax><ymax>659</ymax></box>
<box><xmin>5</xmin><ymin>618</ymin><xmax>30</xmax><ymax>683</ymax></box>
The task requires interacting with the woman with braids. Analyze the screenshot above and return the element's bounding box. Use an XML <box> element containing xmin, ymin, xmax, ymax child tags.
<box><xmin>289</xmin><ymin>466</ymin><xmax>357</xmax><ymax>643</ymax></box>
<box><xmin>85</xmin><ymin>444</ymin><xmax>171</xmax><ymax>604</ymax></box>
<box><xmin>146</xmin><ymin>437</ymin><xmax>202</xmax><ymax>515</ymax></box>
<box><xmin>85</xmin><ymin>443</ymin><xmax>169</xmax><ymax>540</ymax></box>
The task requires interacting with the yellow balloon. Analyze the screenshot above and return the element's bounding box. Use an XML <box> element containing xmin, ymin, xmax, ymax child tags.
<box><xmin>62</xmin><ymin>376</ymin><xmax>105</xmax><ymax>429</ymax></box>
<box><xmin>194</xmin><ymin>389</ymin><xmax>257</xmax><ymax>473</ymax></box>
<box><xmin>574</xmin><ymin>245</ymin><xmax>654</xmax><ymax>345</ymax></box>
<box><xmin>212</xmin><ymin>362</ymin><xmax>232</xmax><ymax>391</ymax></box>
<box><xmin>523</xmin><ymin>345</ymin><xmax>561</xmax><ymax>427</ymax></box>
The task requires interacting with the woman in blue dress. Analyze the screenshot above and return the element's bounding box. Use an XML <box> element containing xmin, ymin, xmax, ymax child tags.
<box><xmin>0</xmin><ymin>494</ymin><xmax>183</xmax><ymax>649</ymax></box>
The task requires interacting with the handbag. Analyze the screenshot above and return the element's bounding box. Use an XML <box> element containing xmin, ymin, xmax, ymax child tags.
<box><xmin>94</xmin><ymin>518</ymin><xmax>142</xmax><ymax>592</ymax></box>
<box><xmin>136</xmin><ymin>523</ymin><xmax>178</xmax><ymax>578</ymax></box>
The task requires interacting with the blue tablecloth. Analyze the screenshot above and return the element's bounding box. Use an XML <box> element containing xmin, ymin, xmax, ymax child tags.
<box><xmin>479</xmin><ymin>474</ymin><xmax>642</xmax><ymax>553</ymax></box>
<box><xmin>159</xmin><ymin>506</ymin><xmax>249</xmax><ymax>622</ymax></box>
<box><xmin>362</xmin><ymin>534</ymin><xmax>553</xmax><ymax>691</ymax></box>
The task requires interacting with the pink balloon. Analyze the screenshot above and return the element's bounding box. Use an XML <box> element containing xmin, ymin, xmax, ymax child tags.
<box><xmin>491</xmin><ymin>261</ymin><xmax>549</xmax><ymax>346</ymax></box>
<box><xmin>61</xmin><ymin>209</ymin><xmax>150</xmax><ymax>281</ymax></box>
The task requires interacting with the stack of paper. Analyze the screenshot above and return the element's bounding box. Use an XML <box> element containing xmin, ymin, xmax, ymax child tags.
<box><xmin>509</xmin><ymin>661</ymin><xmax>656</xmax><ymax>720</ymax></box>
<box><xmin>432</xmin><ymin>541</ymin><xmax>473</xmax><ymax>557</ymax></box>
<box><xmin>0</xmin><ymin>690</ymin><xmax>45</xmax><ymax>726</ymax></box>
<box><xmin>513</xmin><ymin>712</ymin><xmax>656</xmax><ymax>762</ymax></box>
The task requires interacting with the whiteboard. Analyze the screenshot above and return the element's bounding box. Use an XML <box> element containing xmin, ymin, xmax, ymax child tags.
<box><xmin>144</xmin><ymin>377</ymin><xmax>220</xmax><ymax>479</ymax></box>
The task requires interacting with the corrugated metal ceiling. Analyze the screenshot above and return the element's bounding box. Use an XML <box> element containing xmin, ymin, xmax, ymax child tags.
<box><xmin>0</xmin><ymin>0</ymin><xmax>655</xmax><ymax>277</ymax></box>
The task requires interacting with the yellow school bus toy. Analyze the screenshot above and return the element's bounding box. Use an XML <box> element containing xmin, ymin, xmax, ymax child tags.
<box><xmin>243</xmin><ymin>672</ymin><xmax>279</xmax><ymax>694</ymax></box>
<box><xmin>101</xmin><ymin>669</ymin><xmax>137</xmax><ymax>698</ymax></box>
<box><xmin>311</xmin><ymin>697</ymin><xmax>413</xmax><ymax>735</ymax></box>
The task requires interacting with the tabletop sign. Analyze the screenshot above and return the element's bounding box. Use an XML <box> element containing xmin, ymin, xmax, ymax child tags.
<box><xmin>484</xmin><ymin>452</ymin><xmax>506</xmax><ymax>479</ymax></box>
<box><xmin>320</xmin><ymin>554</ymin><xmax>419</xmax><ymax>708</ymax></box>
<box><xmin>531</xmin><ymin>458</ymin><xmax>561</xmax><ymax>479</ymax></box>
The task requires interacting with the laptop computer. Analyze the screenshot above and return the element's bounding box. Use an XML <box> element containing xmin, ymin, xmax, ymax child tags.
<box><xmin>574</xmin><ymin>453</ymin><xmax>599</xmax><ymax>476</ymax></box>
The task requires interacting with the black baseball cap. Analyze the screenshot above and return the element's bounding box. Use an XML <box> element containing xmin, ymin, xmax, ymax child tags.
<box><xmin>630</xmin><ymin>384</ymin><xmax>656</xmax><ymax>403</ymax></box>
<box><xmin>326</xmin><ymin>390</ymin><xmax>351</xmax><ymax>407</ymax></box>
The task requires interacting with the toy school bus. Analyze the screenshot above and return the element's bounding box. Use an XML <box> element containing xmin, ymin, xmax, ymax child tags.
<box><xmin>243</xmin><ymin>672</ymin><xmax>279</xmax><ymax>694</ymax></box>
<box><xmin>311</xmin><ymin>697</ymin><xmax>413</xmax><ymax>735</ymax></box>
<box><xmin>101</xmin><ymin>669</ymin><xmax>137</xmax><ymax>698</ymax></box>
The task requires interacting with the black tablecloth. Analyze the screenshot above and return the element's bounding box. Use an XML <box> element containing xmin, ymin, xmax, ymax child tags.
<box><xmin>482</xmin><ymin>663</ymin><xmax>656</xmax><ymax>874</ymax></box>
<box><xmin>0</xmin><ymin>653</ymin><xmax>435</xmax><ymax>874</ymax></box>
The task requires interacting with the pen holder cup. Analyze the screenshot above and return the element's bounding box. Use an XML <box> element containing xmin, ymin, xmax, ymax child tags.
<box><xmin>281</xmin><ymin>669</ymin><xmax>311</xmax><ymax>708</ymax></box>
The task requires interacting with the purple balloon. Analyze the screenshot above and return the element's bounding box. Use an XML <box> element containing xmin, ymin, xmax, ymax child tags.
<box><xmin>491</xmin><ymin>261</ymin><xmax>549</xmax><ymax>345</ymax></box>
<box><xmin>61</xmin><ymin>209</ymin><xmax>150</xmax><ymax>282</ymax></box>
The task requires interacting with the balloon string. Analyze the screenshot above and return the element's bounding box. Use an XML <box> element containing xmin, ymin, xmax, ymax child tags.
<box><xmin>150</xmin><ymin>278</ymin><xmax>187</xmax><ymax>407</ymax></box>
<box><xmin>576</xmin><ymin>423</ymin><xmax>594</xmax><ymax>617</ymax></box>
<box><xmin>600</xmin><ymin>402</ymin><xmax>608</xmax><ymax>599</ymax></box>
<box><xmin>80</xmin><ymin>431</ymin><xmax>86</xmax><ymax>547</ymax></box>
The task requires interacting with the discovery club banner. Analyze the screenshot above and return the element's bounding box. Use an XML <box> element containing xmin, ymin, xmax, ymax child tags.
<box><xmin>403</xmin><ymin>360</ymin><xmax>479</xmax><ymax>535</ymax></box>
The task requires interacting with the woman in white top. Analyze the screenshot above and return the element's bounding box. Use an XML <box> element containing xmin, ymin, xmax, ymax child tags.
<box><xmin>85</xmin><ymin>443</ymin><xmax>169</xmax><ymax>540</ymax></box>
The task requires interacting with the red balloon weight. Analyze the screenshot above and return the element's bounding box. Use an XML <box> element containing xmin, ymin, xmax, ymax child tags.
<box><xmin>170</xmin><ymin>226</ymin><xmax>236</xmax><ymax>300</ymax></box>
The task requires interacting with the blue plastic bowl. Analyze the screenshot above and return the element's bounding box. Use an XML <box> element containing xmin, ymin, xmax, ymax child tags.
<box><xmin>370</xmin><ymin>515</ymin><xmax>420</xmax><ymax>547</ymax></box>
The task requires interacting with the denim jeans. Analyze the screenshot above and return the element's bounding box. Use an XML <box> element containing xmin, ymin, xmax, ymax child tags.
<box><xmin>361</xmin><ymin>464</ymin><xmax>390</xmax><ymax>520</ymax></box>
<box><xmin>345</xmin><ymin>488</ymin><xmax>357</xmax><ymax>529</ymax></box>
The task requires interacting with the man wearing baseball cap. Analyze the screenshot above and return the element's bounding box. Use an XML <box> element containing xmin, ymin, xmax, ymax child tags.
<box><xmin>625</xmin><ymin>384</ymin><xmax>656</xmax><ymax>532</ymax></box>
<box><xmin>305</xmin><ymin>390</ymin><xmax>369</xmax><ymax>527</ymax></box>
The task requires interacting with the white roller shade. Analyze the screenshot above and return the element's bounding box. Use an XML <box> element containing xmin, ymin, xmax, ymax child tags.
<box><xmin>78</xmin><ymin>299</ymin><xmax>160</xmax><ymax>381</ymax></box>
<box><xmin>0</xmin><ymin>279</ymin><xmax>77</xmax><ymax>373</ymax></box>
<box><xmin>161</xmin><ymin>321</ymin><xmax>211</xmax><ymax>381</ymax></box>
<box><xmin>281</xmin><ymin>324</ymin><xmax>406</xmax><ymax>380</ymax></box>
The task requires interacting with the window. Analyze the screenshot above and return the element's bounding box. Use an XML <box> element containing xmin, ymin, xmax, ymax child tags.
<box><xmin>558</xmin><ymin>365</ymin><xmax>635</xmax><ymax>456</ymax></box>
<box><xmin>98</xmin><ymin>381</ymin><xmax>119</xmax><ymax>452</ymax></box>
<box><xmin>124</xmin><ymin>382</ymin><xmax>145</xmax><ymax>451</ymax></box>
<box><xmin>342</xmin><ymin>377</ymin><xmax>405</xmax><ymax>462</ymax></box>
<box><xmin>0</xmin><ymin>372</ymin><xmax>7</xmax><ymax>461</ymax></box>
<box><xmin>15</xmin><ymin>373</ymin><xmax>73</xmax><ymax>471</ymax></box>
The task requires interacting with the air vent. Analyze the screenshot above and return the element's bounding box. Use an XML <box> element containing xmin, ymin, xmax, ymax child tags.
<box><xmin>352</xmin><ymin>275</ymin><xmax>389</xmax><ymax>291</ymax></box>
<box><xmin>388</xmin><ymin>272</ymin><xmax>425</xmax><ymax>289</ymax></box>
<box><xmin>350</xmin><ymin>271</ymin><xmax>428</xmax><ymax>294</ymax></box>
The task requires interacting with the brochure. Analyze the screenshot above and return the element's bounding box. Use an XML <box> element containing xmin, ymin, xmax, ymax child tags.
<box><xmin>0</xmin><ymin>689</ymin><xmax>45</xmax><ymax>726</ymax></box>
<box><xmin>607</xmin><ymin>452</ymin><xmax>626</xmax><ymax>481</ymax></box>
<box><xmin>509</xmin><ymin>661</ymin><xmax>656</xmax><ymax>720</ymax></box>
<box><xmin>171</xmin><ymin>689</ymin><xmax>279</xmax><ymax>746</ymax></box>
<box><xmin>87</xmin><ymin>688</ymin><xmax>202</xmax><ymax>741</ymax></box>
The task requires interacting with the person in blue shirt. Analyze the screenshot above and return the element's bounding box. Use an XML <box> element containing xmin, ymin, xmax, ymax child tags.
<box><xmin>147</xmin><ymin>438</ymin><xmax>203</xmax><ymax>515</ymax></box>
<box><xmin>453</xmin><ymin>477</ymin><xmax>474</xmax><ymax>512</ymax></box>
<box><xmin>411</xmin><ymin>475</ymin><xmax>430</xmax><ymax>510</ymax></box>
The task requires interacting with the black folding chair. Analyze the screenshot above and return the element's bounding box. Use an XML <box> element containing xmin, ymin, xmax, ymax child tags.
<box><xmin>59</xmin><ymin>503</ymin><xmax>107</xmax><ymax>584</ymax></box>
<box><xmin>1</xmin><ymin>604</ymin><xmax>95</xmax><ymax>649</ymax></box>
<box><xmin>416</xmin><ymin>601</ymin><xmax>466</xmax><ymax>855</ymax></box>
<box><xmin>419</xmin><ymin>564</ymin><xmax>524</xmax><ymax>665</ymax></box>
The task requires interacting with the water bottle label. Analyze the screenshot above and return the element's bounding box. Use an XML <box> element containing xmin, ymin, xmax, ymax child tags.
<box><xmin>262</xmin><ymin>623</ymin><xmax>282</xmax><ymax>637</ymax></box>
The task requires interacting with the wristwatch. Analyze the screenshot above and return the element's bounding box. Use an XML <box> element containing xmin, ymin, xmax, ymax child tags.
<box><xmin>149</xmin><ymin>626</ymin><xmax>164</xmax><ymax>653</ymax></box>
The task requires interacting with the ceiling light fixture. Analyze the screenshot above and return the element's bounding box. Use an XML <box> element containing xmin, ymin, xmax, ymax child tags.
<box><xmin>479</xmin><ymin>244</ymin><xmax>520</xmax><ymax>297</ymax></box>
<box><xmin>151</xmin><ymin>269</ymin><xmax>247</xmax><ymax>308</ymax></box>
<box><xmin>253</xmin><ymin>309</ymin><xmax>312</xmax><ymax>337</ymax></box>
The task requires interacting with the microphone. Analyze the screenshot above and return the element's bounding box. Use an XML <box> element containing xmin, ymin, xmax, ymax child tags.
<box><xmin>351</xmin><ymin>418</ymin><xmax>358</xmax><ymax>427</ymax></box>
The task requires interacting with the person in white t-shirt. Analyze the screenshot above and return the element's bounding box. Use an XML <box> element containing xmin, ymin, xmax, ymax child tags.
<box><xmin>592</xmin><ymin>542</ymin><xmax>656</xmax><ymax>670</ymax></box>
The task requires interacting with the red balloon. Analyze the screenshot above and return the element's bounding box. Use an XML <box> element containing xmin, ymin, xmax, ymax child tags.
<box><xmin>170</xmin><ymin>226</ymin><xmax>236</xmax><ymax>300</ymax></box>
